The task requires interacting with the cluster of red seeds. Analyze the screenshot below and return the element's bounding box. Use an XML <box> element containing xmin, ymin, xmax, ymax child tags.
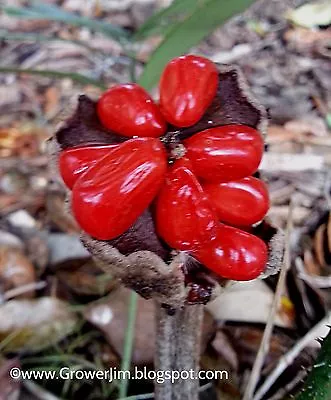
<box><xmin>59</xmin><ymin>55</ymin><xmax>270</xmax><ymax>281</ymax></box>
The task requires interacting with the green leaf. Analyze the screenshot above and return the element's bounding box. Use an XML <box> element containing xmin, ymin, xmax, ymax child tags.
<box><xmin>3</xmin><ymin>1</ymin><xmax>129</xmax><ymax>41</ymax></box>
<box><xmin>296</xmin><ymin>330</ymin><xmax>331</xmax><ymax>400</ymax></box>
<box><xmin>0</xmin><ymin>67</ymin><xmax>106</xmax><ymax>89</ymax></box>
<box><xmin>138</xmin><ymin>0</ymin><xmax>256</xmax><ymax>90</ymax></box>
<box><xmin>134</xmin><ymin>0</ymin><xmax>201</xmax><ymax>40</ymax></box>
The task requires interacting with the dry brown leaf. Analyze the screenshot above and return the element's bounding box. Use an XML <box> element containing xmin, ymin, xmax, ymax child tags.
<box><xmin>267</xmin><ymin>125</ymin><xmax>298</xmax><ymax>144</ymax></box>
<box><xmin>303</xmin><ymin>249</ymin><xmax>322</xmax><ymax>276</ymax></box>
<box><xmin>0</xmin><ymin>297</ymin><xmax>78</xmax><ymax>353</ymax></box>
<box><xmin>284</xmin><ymin>27</ymin><xmax>331</xmax><ymax>50</ymax></box>
<box><xmin>44</xmin><ymin>86</ymin><xmax>60</xmax><ymax>118</ymax></box>
<box><xmin>260</xmin><ymin>153</ymin><xmax>324</xmax><ymax>172</ymax></box>
<box><xmin>211</xmin><ymin>330</ymin><xmax>238</xmax><ymax>371</ymax></box>
<box><xmin>284</xmin><ymin>118</ymin><xmax>328</xmax><ymax>137</ymax></box>
<box><xmin>0</xmin><ymin>125</ymin><xmax>46</xmax><ymax>158</ymax></box>
<box><xmin>84</xmin><ymin>287</ymin><xmax>157</xmax><ymax>365</ymax></box>
<box><xmin>46</xmin><ymin>181</ymin><xmax>80</xmax><ymax>234</ymax></box>
<box><xmin>0</xmin><ymin>194</ymin><xmax>18</xmax><ymax>212</ymax></box>
<box><xmin>313</xmin><ymin>223</ymin><xmax>327</xmax><ymax>267</ymax></box>
<box><xmin>84</xmin><ymin>287</ymin><xmax>216</xmax><ymax>365</ymax></box>
<box><xmin>57</xmin><ymin>260</ymin><xmax>118</xmax><ymax>296</ymax></box>
<box><xmin>0</xmin><ymin>247</ymin><xmax>36</xmax><ymax>299</ymax></box>
<box><xmin>0</xmin><ymin>85</ymin><xmax>21</xmax><ymax>110</ymax></box>
<box><xmin>206</xmin><ymin>280</ymin><xmax>295</xmax><ymax>329</ymax></box>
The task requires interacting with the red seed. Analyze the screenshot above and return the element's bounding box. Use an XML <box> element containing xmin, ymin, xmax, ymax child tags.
<box><xmin>155</xmin><ymin>158</ymin><xmax>218</xmax><ymax>250</ymax></box>
<box><xmin>192</xmin><ymin>224</ymin><xmax>268</xmax><ymax>281</ymax></box>
<box><xmin>159</xmin><ymin>55</ymin><xmax>218</xmax><ymax>127</ymax></box>
<box><xmin>59</xmin><ymin>144</ymin><xmax>118</xmax><ymax>189</ymax></box>
<box><xmin>203</xmin><ymin>176</ymin><xmax>269</xmax><ymax>227</ymax></box>
<box><xmin>185</xmin><ymin>125</ymin><xmax>264</xmax><ymax>182</ymax></box>
<box><xmin>72</xmin><ymin>138</ymin><xmax>167</xmax><ymax>240</ymax></box>
<box><xmin>97</xmin><ymin>83</ymin><xmax>166</xmax><ymax>138</ymax></box>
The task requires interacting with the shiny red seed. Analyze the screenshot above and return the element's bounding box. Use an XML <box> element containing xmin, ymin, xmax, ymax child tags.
<box><xmin>72</xmin><ymin>138</ymin><xmax>167</xmax><ymax>240</ymax></box>
<box><xmin>97</xmin><ymin>83</ymin><xmax>167</xmax><ymax>138</ymax></box>
<box><xmin>59</xmin><ymin>144</ymin><xmax>118</xmax><ymax>189</ymax></box>
<box><xmin>159</xmin><ymin>55</ymin><xmax>218</xmax><ymax>127</ymax></box>
<box><xmin>203</xmin><ymin>177</ymin><xmax>269</xmax><ymax>227</ymax></box>
<box><xmin>192</xmin><ymin>224</ymin><xmax>268</xmax><ymax>281</ymax></box>
<box><xmin>155</xmin><ymin>158</ymin><xmax>218</xmax><ymax>250</ymax></box>
<box><xmin>185</xmin><ymin>125</ymin><xmax>264</xmax><ymax>182</ymax></box>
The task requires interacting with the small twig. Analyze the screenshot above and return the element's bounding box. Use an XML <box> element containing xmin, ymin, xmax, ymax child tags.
<box><xmin>243</xmin><ymin>200</ymin><xmax>294</xmax><ymax>400</ymax></box>
<box><xmin>119</xmin><ymin>290</ymin><xmax>138</xmax><ymax>399</ymax></box>
<box><xmin>254</xmin><ymin>312</ymin><xmax>331</xmax><ymax>400</ymax></box>
<box><xmin>3</xmin><ymin>281</ymin><xmax>46</xmax><ymax>301</ymax></box>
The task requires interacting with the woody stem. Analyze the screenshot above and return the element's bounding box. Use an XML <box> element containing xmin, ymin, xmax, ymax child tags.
<box><xmin>154</xmin><ymin>303</ymin><xmax>203</xmax><ymax>400</ymax></box>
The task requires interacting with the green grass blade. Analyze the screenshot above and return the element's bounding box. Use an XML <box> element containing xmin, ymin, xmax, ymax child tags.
<box><xmin>0</xmin><ymin>30</ymin><xmax>99</xmax><ymax>52</ymax></box>
<box><xmin>118</xmin><ymin>291</ymin><xmax>138</xmax><ymax>399</ymax></box>
<box><xmin>296</xmin><ymin>330</ymin><xmax>331</xmax><ymax>400</ymax></box>
<box><xmin>3</xmin><ymin>2</ymin><xmax>129</xmax><ymax>41</ymax></box>
<box><xmin>138</xmin><ymin>0</ymin><xmax>256</xmax><ymax>90</ymax></box>
<box><xmin>134</xmin><ymin>0</ymin><xmax>201</xmax><ymax>40</ymax></box>
<box><xmin>0</xmin><ymin>67</ymin><xmax>106</xmax><ymax>89</ymax></box>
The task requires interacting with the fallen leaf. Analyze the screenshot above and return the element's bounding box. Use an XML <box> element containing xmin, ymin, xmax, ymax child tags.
<box><xmin>304</xmin><ymin>249</ymin><xmax>322</xmax><ymax>276</ymax></box>
<box><xmin>57</xmin><ymin>259</ymin><xmax>118</xmax><ymax>296</ymax></box>
<box><xmin>267</xmin><ymin>125</ymin><xmax>298</xmax><ymax>144</ymax></box>
<box><xmin>284</xmin><ymin>118</ymin><xmax>328</xmax><ymax>137</ymax></box>
<box><xmin>6</xmin><ymin>210</ymin><xmax>37</xmax><ymax>230</ymax></box>
<box><xmin>284</xmin><ymin>27</ymin><xmax>331</xmax><ymax>51</ymax></box>
<box><xmin>47</xmin><ymin>233</ymin><xmax>90</xmax><ymax>267</ymax></box>
<box><xmin>85</xmin><ymin>287</ymin><xmax>216</xmax><ymax>365</ymax></box>
<box><xmin>206</xmin><ymin>280</ymin><xmax>295</xmax><ymax>328</ymax></box>
<box><xmin>0</xmin><ymin>194</ymin><xmax>18</xmax><ymax>212</ymax></box>
<box><xmin>46</xmin><ymin>181</ymin><xmax>81</xmax><ymax>233</ymax></box>
<box><xmin>0</xmin><ymin>247</ymin><xmax>36</xmax><ymax>298</ymax></box>
<box><xmin>85</xmin><ymin>287</ymin><xmax>156</xmax><ymax>365</ymax></box>
<box><xmin>314</xmin><ymin>224</ymin><xmax>327</xmax><ymax>267</ymax></box>
<box><xmin>0</xmin><ymin>231</ymin><xmax>23</xmax><ymax>251</ymax></box>
<box><xmin>260</xmin><ymin>153</ymin><xmax>324</xmax><ymax>172</ymax></box>
<box><xmin>287</xmin><ymin>1</ymin><xmax>331</xmax><ymax>28</ymax></box>
<box><xmin>0</xmin><ymin>297</ymin><xmax>78</xmax><ymax>353</ymax></box>
<box><xmin>0</xmin><ymin>124</ymin><xmax>45</xmax><ymax>158</ymax></box>
<box><xmin>43</xmin><ymin>86</ymin><xmax>60</xmax><ymax>118</ymax></box>
<box><xmin>211</xmin><ymin>330</ymin><xmax>238</xmax><ymax>371</ymax></box>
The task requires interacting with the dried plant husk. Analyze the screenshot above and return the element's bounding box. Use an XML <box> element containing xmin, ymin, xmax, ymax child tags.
<box><xmin>49</xmin><ymin>65</ymin><xmax>284</xmax><ymax>308</ymax></box>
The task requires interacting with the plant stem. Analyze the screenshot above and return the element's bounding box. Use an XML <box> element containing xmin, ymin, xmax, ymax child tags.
<box><xmin>154</xmin><ymin>303</ymin><xmax>203</xmax><ymax>400</ymax></box>
<box><xmin>119</xmin><ymin>291</ymin><xmax>138</xmax><ymax>399</ymax></box>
